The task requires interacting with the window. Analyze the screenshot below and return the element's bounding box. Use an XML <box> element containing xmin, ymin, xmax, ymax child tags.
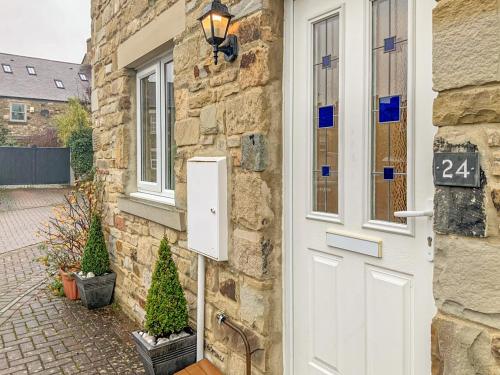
<box><xmin>26</xmin><ymin>66</ymin><xmax>36</xmax><ymax>75</ymax></box>
<box><xmin>136</xmin><ymin>57</ymin><xmax>176</xmax><ymax>201</ymax></box>
<box><xmin>2</xmin><ymin>64</ymin><xmax>12</xmax><ymax>73</ymax></box>
<box><xmin>54</xmin><ymin>79</ymin><xmax>64</xmax><ymax>89</ymax></box>
<box><xmin>370</xmin><ymin>0</ymin><xmax>408</xmax><ymax>224</ymax></box>
<box><xmin>312</xmin><ymin>14</ymin><xmax>340</xmax><ymax>215</ymax></box>
<box><xmin>79</xmin><ymin>73</ymin><xmax>88</xmax><ymax>81</ymax></box>
<box><xmin>10</xmin><ymin>103</ymin><xmax>26</xmax><ymax>122</ymax></box>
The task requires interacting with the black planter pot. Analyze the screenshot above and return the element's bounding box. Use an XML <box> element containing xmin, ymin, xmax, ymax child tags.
<box><xmin>132</xmin><ymin>330</ymin><xmax>197</xmax><ymax>375</ymax></box>
<box><xmin>75</xmin><ymin>272</ymin><xmax>116</xmax><ymax>309</ymax></box>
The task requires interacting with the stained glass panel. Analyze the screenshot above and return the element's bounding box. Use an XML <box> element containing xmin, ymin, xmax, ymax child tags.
<box><xmin>371</xmin><ymin>0</ymin><xmax>408</xmax><ymax>223</ymax></box>
<box><xmin>313</xmin><ymin>14</ymin><xmax>340</xmax><ymax>214</ymax></box>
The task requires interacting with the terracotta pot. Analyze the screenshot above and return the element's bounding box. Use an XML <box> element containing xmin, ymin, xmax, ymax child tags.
<box><xmin>59</xmin><ymin>269</ymin><xmax>80</xmax><ymax>300</ymax></box>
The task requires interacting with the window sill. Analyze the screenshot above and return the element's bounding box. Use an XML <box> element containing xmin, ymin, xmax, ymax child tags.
<box><xmin>130</xmin><ymin>192</ymin><xmax>175</xmax><ymax>206</ymax></box>
<box><xmin>117</xmin><ymin>193</ymin><xmax>185</xmax><ymax>232</ymax></box>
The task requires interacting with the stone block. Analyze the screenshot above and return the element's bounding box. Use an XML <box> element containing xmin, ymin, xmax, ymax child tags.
<box><xmin>433</xmin><ymin>0</ymin><xmax>500</xmax><ymax>91</ymax></box>
<box><xmin>200</xmin><ymin>104</ymin><xmax>218</xmax><ymax>135</ymax></box>
<box><xmin>230</xmin><ymin>228</ymin><xmax>271</xmax><ymax>279</ymax></box>
<box><xmin>227</xmin><ymin>136</ymin><xmax>241</xmax><ymax>148</ymax></box>
<box><xmin>231</xmin><ymin>0</ymin><xmax>263</xmax><ymax>20</ymax></box>
<box><xmin>432</xmin><ymin>313</ymin><xmax>500</xmax><ymax>375</ymax></box>
<box><xmin>434</xmin><ymin>86</ymin><xmax>500</xmax><ymax>126</ymax></box>
<box><xmin>240</xmin><ymin>282</ymin><xmax>269</xmax><ymax>333</ymax></box>
<box><xmin>226</xmin><ymin>88</ymin><xmax>269</xmax><ymax>135</ymax></box>
<box><xmin>175</xmin><ymin>118</ymin><xmax>200</xmax><ymax>146</ymax></box>
<box><xmin>241</xmin><ymin>133</ymin><xmax>268</xmax><ymax>172</ymax></box>
<box><xmin>487</xmin><ymin>129</ymin><xmax>500</xmax><ymax>147</ymax></box>
<box><xmin>232</xmin><ymin>173</ymin><xmax>274</xmax><ymax>231</ymax></box>
<box><xmin>434</xmin><ymin>236</ymin><xmax>500</xmax><ymax>320</ymax></box>
<box><xmin>239</xmin><ymin>46</ymin><xmax>271</xmax><ymax>89</ymax></box>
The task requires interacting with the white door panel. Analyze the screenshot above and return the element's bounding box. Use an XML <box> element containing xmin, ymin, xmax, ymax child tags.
<box><xmin>291</xmin><ymin>0</ymin><xmax>436</xmax><ymax>374</ymax></box>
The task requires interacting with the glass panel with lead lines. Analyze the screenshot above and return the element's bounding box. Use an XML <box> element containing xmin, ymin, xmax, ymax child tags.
<box><xmin>371</xmin><ymin>0</ymin><xmax>408</xmax><ymax>223</ymax></box>
<box><xmin>312</xmin><ymin>14</ymin><xmax>340</xmax><ymax>214</ymax></box>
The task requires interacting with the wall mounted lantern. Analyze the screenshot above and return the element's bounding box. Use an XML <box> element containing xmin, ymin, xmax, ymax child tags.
<box><xmin>198</xmin><ymin>0</ymin><xmax>238</xmax><ymax>65</ymax></box>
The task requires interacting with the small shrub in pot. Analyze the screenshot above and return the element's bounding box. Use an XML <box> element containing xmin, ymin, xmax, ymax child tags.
<box><xmin>133</xmin><ymin>238</ymin><xmax>196</xmax><ymax>375</ymax></box>
<box><xmin>75</xmin><ymin>214</ymin><xmax>116</xmax><ymax>309</ymax></box>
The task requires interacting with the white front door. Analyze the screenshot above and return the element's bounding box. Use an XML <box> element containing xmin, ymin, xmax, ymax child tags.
<box><xmin>290</xmin><ymin>0</ymin><xmax>436</xmax><ymax>374</ymax></box>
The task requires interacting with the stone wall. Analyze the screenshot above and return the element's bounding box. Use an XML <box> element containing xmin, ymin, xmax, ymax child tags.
<box><xmin>90</xmin><ymin>0</ymin><xmax>284</xmax><ymax>374</ymax></box>
<box><xmin>432</xmin><ymin>0</ymin><xmax>500</xmax><ymax>373</ymax></box>
<box><xmin>0</xmin><ymin>97</ymin><xmax>66</xmax><ymax>145</ymax></box>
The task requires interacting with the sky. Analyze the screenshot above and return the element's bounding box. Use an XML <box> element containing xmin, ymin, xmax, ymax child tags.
<box><xmin>0</xmin><ymin>0</ymin><xmax>91</xmax><ymax>63</ymax></box>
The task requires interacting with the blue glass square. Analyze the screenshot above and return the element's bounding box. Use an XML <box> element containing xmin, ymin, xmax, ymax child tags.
<box><xmin>321</xmin><ymin>165</ymin><xmax>331</xmax><ymax>177</ymax></box>
<box><xmin>318</xmin><ymin>105</ymin><xmax>335</xmax><ymax>128</ymax></box>
<box><xmin>322</xmin><ymin>55</ymin><xmax>331</xmax><ymax>69</ymax></box>
<box><xmin>384</xmin><ymin>36</ymin><xmax>396</xmax><ymax>53</ymax></box>
<box><xmin>379</xmin><ymin>95</ymin><xmax>401</xmax><ymax>123</ymax></box>
<box><xmin>383</xmin><ymin>167</ymin><xmax>395</xmax><ymax>181</ymax></box>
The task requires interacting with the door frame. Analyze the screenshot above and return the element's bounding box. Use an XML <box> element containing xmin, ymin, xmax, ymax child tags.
<box><xmin>282</xmin><ymin>0</ymin><xmax>432</xmax><ymax>373</ymax></box>
<box><xmin>282</xmin><ymin>0</ymin><xmax>294</xmax><ymax>373</ymax></box>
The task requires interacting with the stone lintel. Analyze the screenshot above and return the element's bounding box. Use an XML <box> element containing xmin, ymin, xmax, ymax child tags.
<box><xmin>117</xmin><ymin>0</ymin><xmax>185</xmax><ymax>69</ymax></box>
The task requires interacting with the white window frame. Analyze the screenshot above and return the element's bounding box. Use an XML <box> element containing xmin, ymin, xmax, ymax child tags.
<box><xmin>9</xmin><ymin>103</ymin><xmax>27</xmax><ymax>123</ymax></box>
<box><xmin>2</xmin><ymin>64</ymin><xmax>12</xmax><ymax>73</ymax></box>
<box><xmin>135</xmin><ymin>54</ymin><xmax>175</xmax><ymax>205</ymax></box>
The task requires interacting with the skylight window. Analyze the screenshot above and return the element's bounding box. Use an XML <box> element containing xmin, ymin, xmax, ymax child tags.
<box><xmin>2</xmin><ymin>64</ymin><xmax>12</xmax><ymax>73</ymax></box>
<box><xmin>78</xmin><ymin>73</ymin><xmax>88</xmax><ymax>81</ymax></box>
<box><xmin>54</xmin><ymin>79</ymin><xmax>64</xmax><ymax>89</ymax></box>
<box><xmin>26</xmin><ymin>66</ymin><xmax>36</xmax><ymax>75</ymax></box>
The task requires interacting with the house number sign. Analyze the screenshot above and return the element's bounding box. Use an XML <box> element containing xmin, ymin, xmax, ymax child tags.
<box><xmin>433</xmin><ymin>152</ymin><xmax>480</xmax><ymax>188</ymax></box>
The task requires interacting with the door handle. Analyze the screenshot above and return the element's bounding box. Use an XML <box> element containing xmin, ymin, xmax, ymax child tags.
<box><xmin>394</xmin><ymin>199</ymin><xmax>435</xmax><ymax>262</ymax></box>
<box><xmin>394</xmin><ymin>210</ymin><xmax>433</xmax><ymax>218</ymax></box>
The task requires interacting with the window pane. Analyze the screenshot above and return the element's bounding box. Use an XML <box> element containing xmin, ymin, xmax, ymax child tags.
<box><xmin>141</xmin><ymin>72</ymin><xmax>158</xmax><ymax>183</ymax></box>
<box><xmin>313</xmin><ymin>14</ymin><xmax>340</xmax><ymax>214</ymax></box>
<box><xmin>11</xmin><ymin>104</ymin><xmax>25</xmax><ymax>121</ymax></box>
<box><xmin>165</xmin><ymin>61</ymin><xmax>176</xmax><ymax>190</ymax></box>
<box><xmin>371</xmin><ymin>0</ymin><xmax>408</xmax><ymax>224</ymax></box>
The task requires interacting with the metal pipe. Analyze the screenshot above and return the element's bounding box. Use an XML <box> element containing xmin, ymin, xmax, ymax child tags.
<box><xmin>197</xmin><ymin>254</ymin><xmax>205</xmax><ymax>361</ymax></box>
<box><xmin>216</xmin><ymin>312</ymin><xmax>251</xmax><ymax>375</ymax></box>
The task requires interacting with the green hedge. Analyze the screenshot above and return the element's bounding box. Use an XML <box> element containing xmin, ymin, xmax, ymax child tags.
<box><xmin>68</xmin><ymin>127</ymin><xmax>93</xmax><ymax>179</ymax></box>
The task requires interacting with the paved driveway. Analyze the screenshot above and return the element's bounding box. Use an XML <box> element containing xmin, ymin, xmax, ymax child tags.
<box><xmin>0</xmin><ymin>189</ymin><xmax>70</xmax><ymax>255</ymax></box>
<box><xmin>0</xmin><ymin>189</ymin><xmax>145</xmax><ymax>374</ymax></box>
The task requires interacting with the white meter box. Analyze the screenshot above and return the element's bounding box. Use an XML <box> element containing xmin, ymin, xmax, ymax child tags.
<box><xmin>187</xmin><ymin>157</ymin><xmax>228</xmax><ymax>261</ymax></box>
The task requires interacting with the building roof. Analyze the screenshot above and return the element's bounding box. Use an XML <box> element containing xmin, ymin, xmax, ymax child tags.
<box><xmin>0</xmin><ymin>53</ymin><xmax>91</xmax><ymax>102</ymax></box>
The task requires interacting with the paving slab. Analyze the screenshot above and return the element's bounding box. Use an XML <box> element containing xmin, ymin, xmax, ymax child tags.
<box><xmin>0</xmin><ymin>189</ymin><xmax>146</xmax><ymax>374</ymax></box>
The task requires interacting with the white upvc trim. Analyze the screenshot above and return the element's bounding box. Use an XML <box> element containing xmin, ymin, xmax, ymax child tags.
<box><xmin>305</xmin><ymin>6</ymin><xmax>346</xmax><ymax>225</ymax></box>
<box><xmin>136</xmin><ymin>53</ymin><xmax>176</xmax><ymax>201</ymax></box>
<box><xmin>9</xmin><ymin>103</ymin><xmax>27</xmax><ymax>123</ymax></box>
<box><xmin>283</xmin><ymin>0</ymin><xmax>294</xmax><ymax>373</ymax></box>
<box><xmin>130</xmin><ymin>191</ymin><xmax>175</xmax><ymax>206</ymax></box>
<box><xmin>362</xmin><ymin>0</ymin><xmax>416</xmax><ymax>236</ymax></box>
<box><xmin>160</xmin><ymin>54</ymin><xmax>175</xmax><ymax>196</ymax></box>
<box><xmin>137</xmin><ymin>63</ymin><xmax>162</xmax><ymax>194</ymax></box>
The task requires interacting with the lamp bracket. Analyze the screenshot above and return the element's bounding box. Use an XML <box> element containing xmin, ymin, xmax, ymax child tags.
<box><xmin>218</xmin><ymin>34</ymin><xmax>238</xmax><ymax>64</ymax></box>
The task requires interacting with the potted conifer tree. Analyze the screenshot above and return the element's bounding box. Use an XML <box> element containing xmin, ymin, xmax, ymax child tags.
<box><xmin>132</xmin><ymin>238</ymin><xmax>196</xmax><ymax>375</ymax></box>
<box><xmin>75</xmin><ymin>214</ymin><xmax>116</xmax><ymax>309</ymax></box>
